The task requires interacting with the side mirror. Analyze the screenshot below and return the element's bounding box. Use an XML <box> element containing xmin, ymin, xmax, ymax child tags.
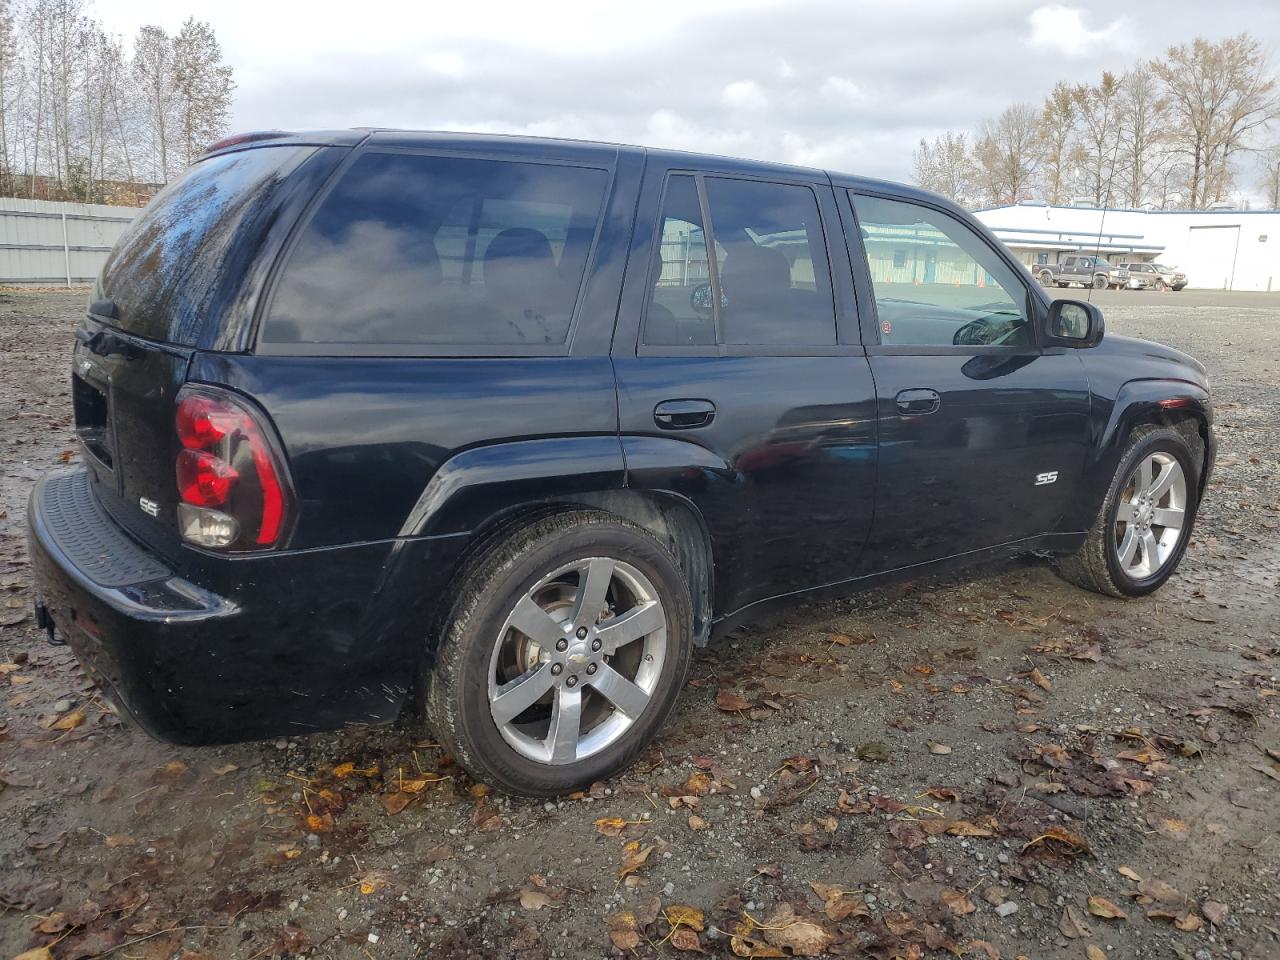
<box><xmin>1043</xmin><ymin>299</ymin><xmax>1104</xmax><ymax>348</ymax></box>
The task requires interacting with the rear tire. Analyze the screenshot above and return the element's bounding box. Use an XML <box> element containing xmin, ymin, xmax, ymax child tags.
<box><xmin>425</xmin><ymin>510</ymin><xmax>693</xmax><ymax>796</ymax></box>
<box><xmin>1038</xmin><ymin>270</ymin><xmax>1054</xmax><ymax>286</ymax></box>
<box><xmin>1056</xmin><ymin>425</ymin><xmax>1200</xmax><ymax>598</ymax></box>
<box><xmin>1155</xmin><ymin>280</ymin><xmax>1168</xmax><ymax>291</ymax></box>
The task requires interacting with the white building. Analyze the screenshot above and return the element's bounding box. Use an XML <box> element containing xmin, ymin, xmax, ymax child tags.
<box><xmin>975</xmin><ymin>203</ymin><xmax>1279</xmax><ymax>292</ymax></box>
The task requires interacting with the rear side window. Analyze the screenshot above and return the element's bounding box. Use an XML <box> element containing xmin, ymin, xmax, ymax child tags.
<box><xmin>643</xmin><ymin>175</ymin><xmax>836</xmax><ymax>348</ymax></box>
<box><xmin>99</xmin><ymin>146</ymin><xmax>316</xmax><ymax>345</ymax></box>
<box><xmin>262</xmin><ymin>153</ymin><xmax>609</xmax><ymax>348</ymax></box>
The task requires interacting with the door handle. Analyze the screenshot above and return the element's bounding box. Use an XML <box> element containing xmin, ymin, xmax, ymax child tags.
<box><xmin>895</xmin><ymin>388</ymin><xmax>940</xmax><ymax>415</ymax></box>
<box><xmin>654</xmin><ymin>399</ymin><xmax>716</xmax><ymax>430</ymax></box>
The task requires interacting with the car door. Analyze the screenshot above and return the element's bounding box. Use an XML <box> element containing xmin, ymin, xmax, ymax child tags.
<box><xmin>612</xmin><ymin>161</ymin><xmax>877</xmax><ymax>617</ymax></box>
<box><xmin>844</xmin><ymin>189</ymin><xmax>1092</xmax><ymax>574</ymax></box>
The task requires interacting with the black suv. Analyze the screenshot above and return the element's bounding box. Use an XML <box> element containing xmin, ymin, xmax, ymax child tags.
<box><xmin>29</xmin><ymin>130</ymin><xmax>1214</xmax><ymax>796</ymax></box>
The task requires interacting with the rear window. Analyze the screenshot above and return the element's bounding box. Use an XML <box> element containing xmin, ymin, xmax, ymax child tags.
<box><xmin>99</xmin><ymin>146</ymin><xmax>316</xmax><ymax>345</ymax></box>
<box><xmin>260</xmin><ymin>153</ymin><xmax>609</xmax><ymax>348</ymax></box>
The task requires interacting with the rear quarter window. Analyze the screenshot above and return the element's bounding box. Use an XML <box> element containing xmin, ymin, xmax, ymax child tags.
<box><xmin>261</xmin><ymin>153</ymin><xmax>610</xmax><ymax>350</ymax></box>
<box><xmin>99</xmin><ymin>146</ymin><xmax>318</xmax><ymax>346</ymax></box>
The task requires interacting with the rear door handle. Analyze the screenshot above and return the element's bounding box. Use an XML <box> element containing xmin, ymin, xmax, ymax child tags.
<box><xmin>654</xmin><ymin>399</ymin><xmax>716</xmax><ymax>430</ymax></box>
<box><xmin>895</xmin><ymin>388</ymin><xmax>940</xmax><ymax>415</ymax></box>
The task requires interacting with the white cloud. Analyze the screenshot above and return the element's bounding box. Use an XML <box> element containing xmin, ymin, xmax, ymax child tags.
<box><xmin>820</xmin><ymin>76</ymin><xmax>862</xmax><ymax>104</ymax></box>
<box><xmin>1027</xmin><ymin>5</ymin><xmax>1132</xmax><ymax>59</ymax></box>
<box><xmin>722</xmin><ymin>80</ymin><xmax>767</xmax><ymax>110</ymax></box>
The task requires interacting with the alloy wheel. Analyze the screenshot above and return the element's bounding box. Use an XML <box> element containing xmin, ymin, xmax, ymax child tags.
<box><xmin>487</xmin><ymin>558</ymin><xmax>667</xmax><ymax>765</ymax></box>
<box><xmin>1113</xmin><ymin>452</ymin><xmax>1187</xmax><ymax>580</ymax></box>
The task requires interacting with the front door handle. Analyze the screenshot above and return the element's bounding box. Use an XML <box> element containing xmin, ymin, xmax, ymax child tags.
<box><xmin>895</xmin><ymin>388</ymin><xmax>940</xmax><ymax>415</ymax></box>
<box><xmin>654</xmin><ymin>399</ymin><xmax>716</xmax><ymax>430</ymax></box>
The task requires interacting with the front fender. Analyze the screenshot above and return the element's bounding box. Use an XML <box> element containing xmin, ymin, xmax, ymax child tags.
<box><xmin>1066</xmin><ymin>378</ymin><xmax>1212</xmax><ymax>531</ymax></box>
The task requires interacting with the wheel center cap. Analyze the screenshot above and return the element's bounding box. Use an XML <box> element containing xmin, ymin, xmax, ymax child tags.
<box><xmin>565</xmin><ymin>639</ymin><xmax>591</xmax><ymax>669</ymax></box>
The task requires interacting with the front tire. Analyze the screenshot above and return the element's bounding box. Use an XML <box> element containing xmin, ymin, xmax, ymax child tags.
<box><xmin>425</xmin><ymin>510</ymin><xmax>693</xmax><ymax>796</ymax></box>
<box><xmin>1092</xmin><ymin>275</ymin><xmax>1107</xmax><ymax>290</ymax></box>
<box><xmin>1057</xmin><ymin>426</ymin><xmax>1200</xmax><ymax>597</ymax></box>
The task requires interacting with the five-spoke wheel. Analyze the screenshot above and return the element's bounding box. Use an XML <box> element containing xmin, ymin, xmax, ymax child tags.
<box><xmin>426</xmin><ymin>510</ymin><xmax>693</xmax><ymax>796</ymax></box>
<box><xmin>488</xmin><ymin>558</ymin><xmax>667</xmax><ymax>765</ymax></box>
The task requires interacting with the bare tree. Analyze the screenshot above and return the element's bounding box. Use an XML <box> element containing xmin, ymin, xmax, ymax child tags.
<box><xmin>911</xmin><ymin>130</ymin><xmax>975</xmax><ymax>205</ymax></box>
<box><xmin>132</xmin><ymin>24</ymin><xmax>173</xmax><ymax>183</ymax></box>
<box><xmin>1153</xmin><ymin>35</ymin><xmax>1280</xmax><ymax>208</ymax></box>
<box><xmin>972</xmin><ymin>103</ymin><xmax>1041</xmax><ymax>206</ymax></box>
<box><xmin>1037</xmin><ymin>82</ymin><xmax>1077</xmax><ymax>205</ymax></box>
<box><xmin>1260</xmin><ymin>144</ymin><xmax>1280</xmax><ymax>209</ymax></box>
<box><xmin>0</xmin><ymin>0</ymin><xmax>16</xmax><ymax>195</ymax></box>
<box><xmin>1116</xmin><ymin>66</ymin><xmax>1169</xmax><ymax>207</ymax></box>
<box><xmin>1072</xmin><ymin>72</ymin><xmax>1122</xmax><ymax>206</ymax></box>
<box><xmin>171</xmin><ymin>18</ymin><xmax>233</xmax><ymax>167</ymax></box>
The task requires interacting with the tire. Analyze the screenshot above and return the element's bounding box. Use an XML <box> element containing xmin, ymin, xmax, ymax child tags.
<box><xmin>1155</xmin><ymin>280</ymin><xmax>1168</xmax><ymax>292</ymax></box>
<box><xmin>425</xmin><ymin>509</ymin><xmax>694</xmax><ymax>796</ymax></box>
<box><xmin>1056</xmin><ymin>425</ymin><xmax>1200</xmax><ymax>598</ymax></box>
<box><xmin>1092</xmin><ymin>274</ymin><xmax>1107</xmax><ymax>290</ymax></box>
<box><xmin>1057</xmin><ymin>281</ymin><xmax>1068</xmax><ymax>288</ymax></box>
<box><xmin>1038</xmin><ymin>270</ymin><xmax>1054</xmax><ymax>286</ymax></box>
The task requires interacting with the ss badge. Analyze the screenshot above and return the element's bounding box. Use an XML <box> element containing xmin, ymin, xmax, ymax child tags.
<box><xmin>1034</xmin><ymin>471</ymin><xmax>1058</xmax><ymax>486</ymax></box>
<box><xmin>139</xmin><ymin>496</ymin><xmax>160</xmax><ymax>517</ymax></box>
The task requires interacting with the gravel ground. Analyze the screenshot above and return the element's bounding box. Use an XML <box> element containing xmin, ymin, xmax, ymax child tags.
<box><xmin>0</xmin><ymin>288</ymin><xmax>1277</xmax><ymax>960</ymax></box>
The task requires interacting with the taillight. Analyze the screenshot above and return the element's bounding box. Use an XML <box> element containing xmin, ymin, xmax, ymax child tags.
<box><xmin>174</xmin><ymin>387</ymin><xmax>293</xmax><ymax>550</ymax></box>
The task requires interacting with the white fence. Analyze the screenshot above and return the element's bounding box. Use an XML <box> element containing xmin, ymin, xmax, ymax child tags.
<box><xmin>0</xmin><ymin>197</ymin><xmax>139</xmax><ymax>287</ymax></box>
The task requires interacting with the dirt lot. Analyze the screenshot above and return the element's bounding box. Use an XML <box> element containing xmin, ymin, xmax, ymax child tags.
<box><xmin>1</xmin><ymin>289</ymin><xmax>1277</xmax><ymax>960</ymax></box>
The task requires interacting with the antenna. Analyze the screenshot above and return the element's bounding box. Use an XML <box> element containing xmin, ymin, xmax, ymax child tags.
<box><xmin>1087</xmin><ymin>134</ymin><xmax>1125</xmax><ymax>304</ymax></box>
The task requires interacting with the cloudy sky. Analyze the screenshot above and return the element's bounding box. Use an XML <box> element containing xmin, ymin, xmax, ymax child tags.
<box><xmin>95</xmin><ymin>0</ymin><xmax>1280</xmax><ymax>187</ymax></box>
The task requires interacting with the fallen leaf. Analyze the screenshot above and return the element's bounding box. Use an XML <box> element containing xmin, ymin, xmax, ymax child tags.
<box><xmin>670</xmin><ymin>927</ymin><xmax>704</xmax><ymax>952</ymax></box>
<box><xmin>1029</xmin><ymin>667</ymin><xmax>1052</xmax><ymax>691</ymax></box>
<box><xmin>940</xmin><ymin>887</ymin><xmax>976</xmax><ymax>915</ymax></box>
<box><xmin>618</xmin><ymin>843</ymin><xmax>655</xmax><ymax>880</ymax></box>
<box><xmin>1116</xmin><ymin>866</ymin><xmax>1142</xmax><ymax>883</ymax></box>
<box><xmin>212</xmin><ymin>763</ymin><xmax>238</xmax><ymax>776</ymax></box>
<box><xmin>1151</xmin><ymin>816</ymin><xmax>1190</xmax><ymax>841</ymax></box>
<box><xmin>594</xmin><ymin>816</ymin><xmax>628</xmax><ymax>837</ymax></box>
<box><xmin>518</xmin><ymin>888</ymin><xmax>557</xmax><ymax>911</ymax></box>
<box><xmin>1086</xmin><ymin>946</ymin><xmax>1107</xmax><ymax>960</ymax></box>
<box><xmin>1175</xmin><ymin>911</ymin><xmax>1203</xmax><ymax>932</ymax></box>
<box><xmin>103</xmin><ymin>834</ymin><xmax>134</xmax><ymax>847</ymax></box>
<box><xmin>607</xmin><ymin>911</ymin><xmax>641</xmax><ymax>951</ymax></box>
<box><xmin>928</xmin><ymin>742</ymin><xmax>952</xmax><ymax>755</ymax></box>
<box><xmin>948</xmin><ymin>818</ymin><xmax>997</xmax><ymax>838</ymax></box>
<box><xmin>716</xmin><ymin>690</ymin><xmax>751</xmax><ymax>712</ymax></box>
<box><xmin>1202</xmin><ymin>901</ymin><xmax>1228</xmax><ymax>925</ymax></box>
<box><xmin>1087</xmin><ymin>895</ymin><xmax>1127</xmax><ymax>920</ymax></box>
<box><xmin>332</xmin><ymin>762</ymin><xmax>355</xmax><ymax>778</ymax></box>
<box><xmin>1069</xmin><ymin>644</ymin><xmax>1103</xmax><ymax>662</ymax></box>
<box><xmin>687</xmin><ymin>814</ymin><xmax>709</xmax><ymax>831</ymax></box>
<box><xmin>380</xmin><ymin>792</ymin><xmax>411</xmax><ymax>815</ymax></box>
<box><xmin>760</xmin><ymin>904</ymin><xmax>832</xmax><ymax>957</ymax></box>
<box><xmin>1136</xmin><ymin>877</ymin><xmax>1182</xmax><ymax>903</ymax></box>
<box><xmin>1022</xmin><ymin>825</ymin><xmax>1089</xmax><ymax>855</ymax></box>
<box><xmin>304</xmin><ymin>812</ymin><xmax>333</xmax><ymax>833</ymax></box>
<box><xmin>49</xmin><ymin>708</ymin><xmax>85</xmax><ymax>731</ymax></box>
<box><xmin>11</xmin><ymin>949</ymin><xmax>54</xmax><ymax>960</ymax></box>
<box><xmin>857</xmin><ymin>741</ymin><xmax>890</xmax><ymax>762</ymax></box>
<box><xmin>666</xmin><ymin>905</ymin><xmax>705</xmax><ymax>931</ymax></box>
<box><xmin>1059</xmin><ymin>905</ymin><xmax>1090</xmax><ymax>939</ymax></box>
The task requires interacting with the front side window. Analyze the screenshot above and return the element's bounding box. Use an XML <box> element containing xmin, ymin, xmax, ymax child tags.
<box><xmin>263</xmin><ymin>153</ymin><xmax>608</xmax><ymax>347</ymax></box>
<box><xmin>852</xmin><ymin>194</ymin><xmax>1032</xmax><ymax>348</ymax></box>
<box><xmin>643</xmin><ymin>175</ymin><xmax>837</xmax><ymax>348</ymax></box>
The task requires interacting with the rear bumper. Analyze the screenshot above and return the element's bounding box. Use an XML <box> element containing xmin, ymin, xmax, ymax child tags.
<box><xmin>28</xmin><ymin>468</ymin><xmax>450</xmax><ymax>744</ymax></box>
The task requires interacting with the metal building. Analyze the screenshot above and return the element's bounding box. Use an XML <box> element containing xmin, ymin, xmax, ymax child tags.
<box><xmin>975</xmin><ymin>203</ymin><xmax>1278</xmax><ymax>292</ymax></box>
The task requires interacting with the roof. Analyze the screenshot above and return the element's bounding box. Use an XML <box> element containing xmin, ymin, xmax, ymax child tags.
<box><xmin>200</xmin><ymin>127</ymin><xmax>944</xmax><ymax>203</ymax></box>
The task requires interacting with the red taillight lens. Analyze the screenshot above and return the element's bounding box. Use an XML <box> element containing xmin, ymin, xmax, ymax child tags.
<box><xmin>177</xmin><ymin>449</ymin><xmax>238</xmax><ymax>506</ymax></box>
<box><xmin>174</xmin><ymin>388</ymin><xmax>293</xmax><ymax>549</ymax></box>
<box><xmin>176</xmin><ymin>394</ymin><xmax>233</xmax><ymax>449</ymax></box>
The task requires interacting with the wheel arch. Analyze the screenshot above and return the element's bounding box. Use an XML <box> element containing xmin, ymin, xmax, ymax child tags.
<box><xmin>1068</xmin><ymin>378</ymin><xmax>1212</xmax><ymax>531</ymax></box>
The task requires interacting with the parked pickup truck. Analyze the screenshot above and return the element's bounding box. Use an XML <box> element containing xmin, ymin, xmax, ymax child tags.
<box><xmin>28</xmin><ymin>130</ymin><xmax>1214</xmax><ymax>796</ymax></box>
<box><xmin>1118</xmin><ymin>261</ymin><xmax>1188</xmax><ymax>291</ymax></box>
<box><xmin>1036</xmin><ymin>255</ymin><xmax>1129</xmax><ymax>290</ymax></box>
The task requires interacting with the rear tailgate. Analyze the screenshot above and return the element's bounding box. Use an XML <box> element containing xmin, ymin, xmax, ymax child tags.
<box><xmin>76</xmin><ymin>144</ymin><xmax>338</xmax><ymax>555</ymax></box>
<box><xmin>73</xmin><ymin>324</ymin><xmax>192</xmax><ymax>562</ymax></box>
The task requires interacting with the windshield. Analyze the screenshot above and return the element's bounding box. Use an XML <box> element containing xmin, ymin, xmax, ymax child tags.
<box><xmin>98</xmin><ymin>145</ymin><xmax>316</xmax><ymax>345</ymax></box>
